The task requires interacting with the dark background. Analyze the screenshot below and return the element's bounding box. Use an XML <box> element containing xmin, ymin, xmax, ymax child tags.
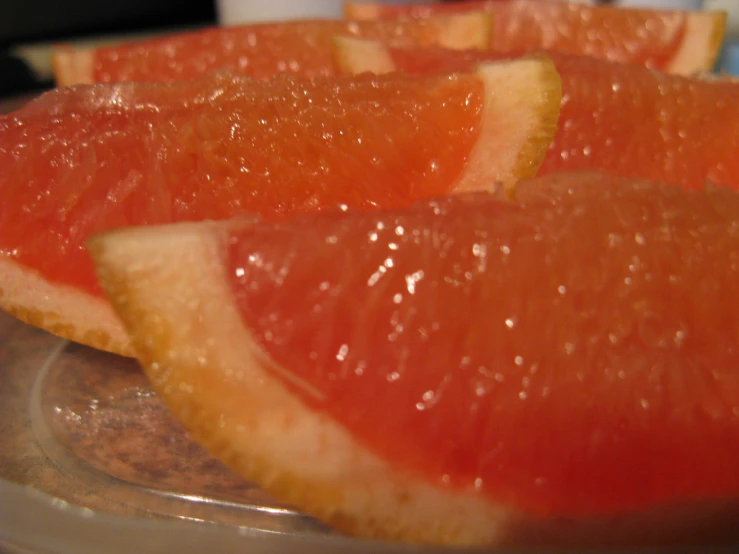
<box><xmin>0</xmin><ymin>0</ymin><xmax>620</xmax><ymax>97</ymax></box>
<box><xmin>1</xmin><ymin>0</ymin><xmax>217</xmax><ymax>96</ymax></box>
<box><xmin>1</xmin><ymin>0</ymin><xmax>216</xmax><ymax>45</ymax></box>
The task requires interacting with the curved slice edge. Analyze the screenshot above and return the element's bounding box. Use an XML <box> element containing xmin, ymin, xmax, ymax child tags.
<box><xmin>333</xmin><ymin>37</ymin><xmax>396</xmax><ymax>75</ymax></box>
<box><xmin>667</xmin><ymin>10</ymin><xmax>727</xmax><ymax>75</ymax></box>
<box><xmin>334</xmin><ymin>41</ymin><xmax>562</xmax><ymax>195</ymax></box>
<box><xmin>454</xmin><ymin>55</ymin><xmax>562</xmax><ymax>196</ymax></box>
<box><xmin>0</xmin><ymin>257</ymin><xmax>132</xmax><ymax>356</ymax></box>
<box><xmin>434</xmin><ymin>12</ymin><xmax>493</xmax><ymax>51</ymax></box>
<box><xmin>89</xmin><ymin>219</ymin><xmax>739</xmax><ymax>547</ymax></box>
<box><xmin>52</xmin><ymin>46</ymin><xmax>94</xmax><ymax>87</ymax></box>
<box><xmin>87</xmin><ymin>221</ymin><xmax>515</xmax><ymax>547</ymax></box>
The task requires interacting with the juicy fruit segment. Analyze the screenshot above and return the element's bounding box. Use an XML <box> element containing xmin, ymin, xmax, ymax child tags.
<box><xmin>344</xmin><ymin>0</ymin><xmax>727</xmax><ymax>75</ymax></box>
<box><xmin>53</xmin><ymin>13</ymin><xmax>492</xmax><ymax>86</ymax></box>
<box><xmin>90</xmin><ymin>174</ymin><xmax>739</xmax><ymax>546</ymax></box>
<box><xmin>0</xmin><ymin>58</ymin><xmax>561</xmax><ymax>354</ymax></box>
<box><xmin>3</xmin><ymin>73</ymin><xmax>485</xmax><ymax>296</ymax></box>
<box><xmin>88</xmin><ymin>218</ymin><xmax>517</xmax><ymax>547</ymax></box>
<box><xmin>335</xmin><ymin>39</ymin><xmax>739</xmax><ymax>191</ymax></box>
<box><xmin>227</xmin><ymin>178</ymin><xmax>739</xmax><ymax>517</ymax></box>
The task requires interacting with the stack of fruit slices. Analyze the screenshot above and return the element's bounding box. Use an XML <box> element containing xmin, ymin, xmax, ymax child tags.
<box><xmin>0</xmin><ymin>57</ymin><xmax>561</xmax><ymax>356</ymax></box>
<box><xmin>53</xmin><ymin>13</ymin><xmax>494</xmax><ymax>85</ymax></box>
<box><xmin>333</xmin><ymin>38</ymin><xmax>739</xmax><ymax>190</ymax></box>
<box><xmin>90</xmin><ymin>174</ymin><xmax>739</xmax><ymax>547</ymax></box>
<box><xmin>344</xmin><ymin>0</ymin><xmax>726</xmax><ymax>74</ymax></box>
<box><xmin>53</xmin><ymin>0</ymin><xmax>726</xmax><ymax>85</ymax></box>
<box><xmin>3</xmin><ymin>0</ymin><xmax>739</xmax><ymax>548</ymax></box>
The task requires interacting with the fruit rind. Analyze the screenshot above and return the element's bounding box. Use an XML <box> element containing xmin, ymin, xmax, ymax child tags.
<box><xmin>90</xmin><ymin>216</ymin><xmax>739</xmax><ymax>547</ymax></box>
<box><xmin>52</xmin><ymin>46</ymin><xmax>94</xmax><ymax>86</ymax></box>
<box><xmin>434</xmin><ymin>11</ymin><xmax>493</xmax><ymax>51</ymax></box>
<box><xmin>455</xmin><ymin>55</ymin><xmax>562</xmax><ymax>194</ymax></box>
<box><xmin>334</xmin><ymin>41</ymin><xmax>562</xmax><ymax>195</ymax></box>
<box><xmin>88</xmin><ymin>221</ymin><xmax>515</xmax><ymax>546</ymax></box>
<box><xmin>333</xmin><ymin>37</ymin><xmax>397</xmax><ymax>75</ymax></box>
<box><xmin>6</xmin><ymin>57</ymin><xmax>552</xmax><ymax>353</ymax></box>
<box><xmin>667</xmin><ymin>10</ymin><xmax>728</xmax><ymax>75</ymax></box>
<box><xmin>50</xmin><ymin>14</ymin><xmax>492</xmax><ymax>86</ymax></box>
<box><xmin>0</xmin><ymin>257</ymin><xmax>132</xmax><ymax>356</ymax></box>
<box><xmin>343</xmin><ymin>2</ymin><xmax>728</xmax><ymax>76</ymax></box>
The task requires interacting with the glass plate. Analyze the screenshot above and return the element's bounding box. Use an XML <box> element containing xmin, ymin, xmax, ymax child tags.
<box><xmin>29</xmin><ymin>339</ymin><xmax>328</xmax><ymax>533</ymax></box>
<box><xmin>0</xmin><ymin>312</ymin><xmax>470</xmax><ymax>553</ymax></box>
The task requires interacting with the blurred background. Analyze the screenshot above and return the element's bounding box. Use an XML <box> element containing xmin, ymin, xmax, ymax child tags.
<box><xmin>1</xmin><ymin>0</ymin><xmax>216</xmax><ymax>45</ymax></box>
<box><xmin>1</xmin><ymin>0</ymin><xmax>737</xmax><ymax>98</ymax></box>
<box><xmin>1</xmin><ymin>0</ymin><xmax>216</xmax><ymax>96</ymax></box>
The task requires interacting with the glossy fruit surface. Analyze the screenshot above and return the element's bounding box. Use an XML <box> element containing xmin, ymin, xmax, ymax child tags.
<box><xmin>0</xmin><ymin>58</ymin><xmax>560</xmax><ymax>354</ymax></box>
<box><xmin>53</xmin><ymin>13</ymin><xmax>492</xmax><ymax>85</ymax></box>
<box><xmin>335</xmin><ymin>39</ymin><xmax>739</xmax><ymax>191</ymax></box>
<box><xmin>225</xmin><ymin>175</ymin><xmax>739</xmax><ymax>516</ymax></box>
<box><xmin>90</xmin><ymin>173</ymin><xmax>739</xmax><ymax>545</ymax></box>
<box><xmin>344</xmin><ymin>0</ymin><xmax>726</xmax><ymax>74</ymax></box>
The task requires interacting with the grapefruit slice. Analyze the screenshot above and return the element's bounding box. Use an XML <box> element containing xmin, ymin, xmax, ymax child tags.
<box><xmin>0</xmin><ymin>58</ymin><xmax>561</xmax><ymax>356</ymax></box>
<box><xmin>344</xmin><ymin>0</ymin><xmax>727</xmax><ymax>75</ymax></box>
<box><xmin>335</xmin><ymin>38</ymin><xmax>739</xmax><ymax>191</ymax></box>
<box><xmin>52</xmin><ymin>13</ymin><xmax>492</xmax><ymax>86</ymax></box>
<box><xmin>89</xmin><ymin>173</ymin><xmax>739</xmax><ymax>546</ymax></box>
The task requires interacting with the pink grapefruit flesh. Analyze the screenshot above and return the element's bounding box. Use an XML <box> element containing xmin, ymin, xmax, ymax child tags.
<box><xmin>344</xmin><ymin>0</ymin><xmax>727</xmax><ymax>75</ymax></box>
<box><xmin>0</xmin><ymin>58</ymin><xmax>561</xmax><ymax>355</ymax></box>
<box><xmin>52</xmin><ymin>13</ymin><xmax>492</xmax><ymax>86</ymax></box>
<box><xmin>334</xmin><ymin>39</ymin><xmax>739</xmax><ymax>191</ymax></box>
<box><xmin>89</xmin><ymin>173</ymin><xmax>739</xmax><ymax>546</ymax></box>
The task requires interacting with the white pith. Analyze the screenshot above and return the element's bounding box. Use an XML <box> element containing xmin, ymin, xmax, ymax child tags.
<box><xmin>0</xmin><ymin>256</ymin><xmax>131</xmax><ymax>355</ymax></box>
<box><xmin>90</xmin><ymin>219</ymin><xmax>739</xmax><ymax>546</ymax></box>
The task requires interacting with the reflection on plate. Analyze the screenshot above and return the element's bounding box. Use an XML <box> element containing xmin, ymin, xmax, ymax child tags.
<box><xmin>0</xmin><ymin>478</ymin><xmax>437</xmax><ymax>554</ymax></box>
<box><xmin>30</xmin><ymin>340</ymin><xmax>328</xmax><ymax>534</ymax></box>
